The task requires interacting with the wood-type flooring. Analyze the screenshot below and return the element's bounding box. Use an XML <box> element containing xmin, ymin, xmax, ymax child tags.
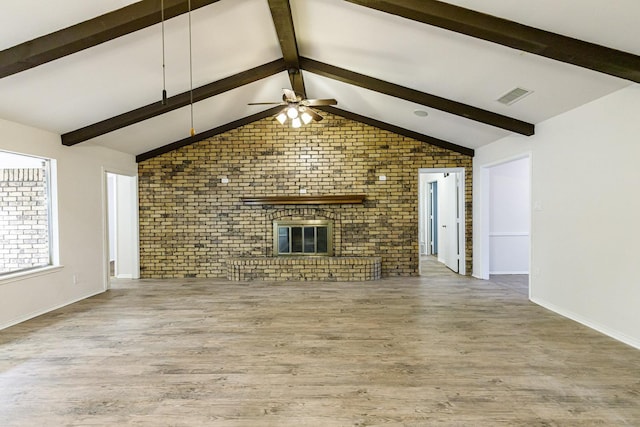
<box><xmin>1</xmin><ymin>258</ymin><xmax>639</xmax><ymax>426</ymax></box>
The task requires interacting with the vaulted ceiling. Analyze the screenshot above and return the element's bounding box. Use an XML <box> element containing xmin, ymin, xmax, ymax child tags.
<box><xmin>1</xmin><ymin>0</ymin><xmax>638</xmax><ymax>161</ymax></box>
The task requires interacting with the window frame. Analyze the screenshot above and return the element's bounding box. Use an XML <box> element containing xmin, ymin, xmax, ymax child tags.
<box><xmin>0</xmin><ymin>150</ymin><xmax>59</xmax><ymax>279</ymax></box>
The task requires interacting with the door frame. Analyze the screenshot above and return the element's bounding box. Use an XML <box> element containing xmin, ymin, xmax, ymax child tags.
<box><xmin>477</xmin><ymin>153</ymin><xmax>532</xmax><ymax>281</ymax></box>
<box><xmin>418</xmin><ymin>167</ymin><xmax>466</xmax><ymax>275</ymax></box>
<box><xmin>102</xmin><ymin>168</ymin><xmax>140</xmax><ymax>290</ymax></box>
<box><xmin>429</xmin><ymin>181</ymin><xmax>438</xmax><ymax>255</ymax></box>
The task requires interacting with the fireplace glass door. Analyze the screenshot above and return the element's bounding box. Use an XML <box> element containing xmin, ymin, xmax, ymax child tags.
<box><xmin>274</xmin><ymin>220</ymin><xmax>333</xmax><ymax>256</ymax></box>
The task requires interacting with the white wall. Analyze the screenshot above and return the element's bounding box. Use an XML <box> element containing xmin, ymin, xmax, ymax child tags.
<box><xmin>0</xmin><ymin>118</ymin><xmax>137</xmax><ymax>329</ymax></box>
<box><xmin>474</xmin><ymin>84</ymin><xmax>640</xmax><ymax>349</ymax></box>
<box><xmin>489</xmin><ymin>158</ymin><xmax>530</xmax><ymax>274</ymax></box>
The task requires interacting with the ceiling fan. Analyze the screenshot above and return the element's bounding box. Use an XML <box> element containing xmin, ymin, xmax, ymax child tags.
<box><xmin>249</xmin><ymin>89</ymin><xmax>337</xmax><ymax>128</ymax></box>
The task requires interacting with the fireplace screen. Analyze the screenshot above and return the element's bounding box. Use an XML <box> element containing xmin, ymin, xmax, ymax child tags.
<box><xmin>273</xmin><ymin>220</ymin><xmax>333</xmax><ymax>256</ymax></box>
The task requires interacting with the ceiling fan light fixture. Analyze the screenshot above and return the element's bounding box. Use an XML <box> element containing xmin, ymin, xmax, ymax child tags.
<box><xmin>275</xmin><ymin>112</ymin><xmax>287</xmax><ymax>125</ymax></box>
<box><xmin>287</xmin><ymin>106</ymin><xmax>299</xmax><ymax>119</ymax></box>
<box><xmin>301</xmin><ymin>111</ymin><xmax>313</xmax><ymax>124</ymax></box>
<box><xmin>250</xmin><ymin>89</ymin><xmax>337</xmax><ymax>129</ymax></box>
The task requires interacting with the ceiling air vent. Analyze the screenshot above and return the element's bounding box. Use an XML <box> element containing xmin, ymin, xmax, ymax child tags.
<box><xmin>497</xmin><ymin>87</ymin><xmax>533</xmax><ymax>105</ymax></box>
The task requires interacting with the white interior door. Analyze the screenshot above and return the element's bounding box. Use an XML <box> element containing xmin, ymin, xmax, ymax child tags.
<box><xmin>440</xmin><ymin>173</ymin><xmax>459</xmax><ymax>273</ymax></box>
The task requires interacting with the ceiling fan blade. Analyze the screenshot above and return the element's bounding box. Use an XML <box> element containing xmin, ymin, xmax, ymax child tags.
<box><xmin>304</xmin><ymin>107</ymin><xmax>324</xmax><ymax>122</ymax></box>
<box><xmin>302</xmin><ymin>98</ymin><xmax>337</xmax><ymax>106</ymax></box>
<box><xmin>248</xmin><ymin>102</ymin><xmax>286</xmax><ymax>105</ymax></box>
<box><xmin>282</xmin><ymin>88</ymin><xmax>298</xmax><ymax>102</ymax></box>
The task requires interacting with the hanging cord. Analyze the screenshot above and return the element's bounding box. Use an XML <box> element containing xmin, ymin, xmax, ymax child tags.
<box><xmin>161</xmin><ymin>0</ymin><xmax>167</xmax><ymax>105</ymax></box>
<box><xmin>188</xmin><ymin>0</ymin><xmax>195</xmax><ymax>136</ymax></box>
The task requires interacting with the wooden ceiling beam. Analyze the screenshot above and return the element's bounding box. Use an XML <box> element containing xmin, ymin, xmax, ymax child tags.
<box><xmin>136</xmin><ymin>106</ymin><xmax>284</xmax><ymax>162</ymax></box>
<box><xmin>320</xmin><ymin>106</ymin><xmax>474</xmax><ymax>157</ymax></box>
<box><xmin>0</xmin><ymin>0</ymin><xmax>220</xmax><ymax>79</ymax></box>
<box><xmin>62</xmin><ymin>59</ymin><xmax>287</xmax><ymax>146</ymax></box>
<box><xmin>345</xmin><ymin>0</ymin><xmax>640</xmax><ymax>83</ymax></box>
<box><xmin>301</xmin><ymin>57</ymin><xmax>534</xmax><ymax>136</ymax></box>
<box><xmin>267</xmin><ymin>0</ymin><xmax>306</xmax><ymax>97</ymax></box>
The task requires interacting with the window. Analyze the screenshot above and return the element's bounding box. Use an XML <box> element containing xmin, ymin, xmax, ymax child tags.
<box><xmin>0</xmin><ymin>151</ymin><xmax>56</xmax><ymax>276</ymax></box>
<box><xmin>273</xmin><ymin>220</ymin><xmax>333</xmax><ymax>256</ymax></box>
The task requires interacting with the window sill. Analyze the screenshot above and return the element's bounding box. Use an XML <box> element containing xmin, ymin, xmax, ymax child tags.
<box><xmin>0</xmin><ymin>265</ymin><xmax>64</xmax><ymax>286</ymax></box>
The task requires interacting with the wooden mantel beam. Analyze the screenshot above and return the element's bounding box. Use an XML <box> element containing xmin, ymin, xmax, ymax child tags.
<box><xmin>241</xmin><ymin>195</ymin><xmax>366</xmax><ymax>205</ymax></box>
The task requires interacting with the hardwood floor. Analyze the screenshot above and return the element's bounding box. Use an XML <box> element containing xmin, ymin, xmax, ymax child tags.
<box><xmin>1</xmin><ymin>261</ymin><xmax>639</xmax><ymax>426</ymax></box>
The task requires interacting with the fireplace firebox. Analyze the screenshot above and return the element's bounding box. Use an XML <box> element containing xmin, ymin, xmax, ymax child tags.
<box><xmin>273</xmin><ymin>220</ymin><xmax>333</xmax><ymax>256</ymax></box>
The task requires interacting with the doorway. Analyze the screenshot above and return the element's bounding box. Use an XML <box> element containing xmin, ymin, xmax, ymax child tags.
<box><xmin>478</xmin><ymin>155</ymin><xmax>531</xmax><ymax>283</ymax></box>
<box><xmin>419</xmin><ymin>168</ymin><xmax>465</xmax><ymax>275</ymax></box>
<box><xmin>104</xmin><ymin>170</ymin><xmax>140</xmax><ymax>288</ymax></box>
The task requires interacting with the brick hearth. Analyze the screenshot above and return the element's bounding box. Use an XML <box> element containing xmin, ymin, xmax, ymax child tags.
<box><xmin>226</xmin><ymin>256</ymin><xmax>381</xmax><ymax>281</ymax></box>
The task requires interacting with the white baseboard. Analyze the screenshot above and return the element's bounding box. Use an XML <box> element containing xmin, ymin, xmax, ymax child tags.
<box><xmin>490</xmin><ymin>270</ymin><xmax>529</xmax><ymax>275</ymax></box>
<box><xmin>530</xmin><ymin>296</ymin><xmax>640</xmax><ymax>350</ymax></box>
<box><xmin>0</xmin><ymin>289</ymin><xmax>106</xmax><ymax>331</ymax></box>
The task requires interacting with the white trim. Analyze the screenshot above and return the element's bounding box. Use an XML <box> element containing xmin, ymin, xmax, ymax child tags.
<box><xmin>0</xmin><ymin>151</ymin><xmax>61</xmax><ymax>280</ymax></box>
<box><xmin>479</xmin><ymin>152</ymin><xmax>532</xmax><ymax>169</ymax></box>
<box><xmin>489</xmin><ymin>231</ymin><xmax>529</xmax><ymax>237</ymax></box>
<box><xmin>48</xmin><ymin>158</ymin><xmax>60</xmax><ymax>266</ymax></box>
<box><xmin>531</xmin><ymin>296</ymin><xmax>640</xmax><ymax>350</ymax></box>
<box><xmin>418</xmin><ymin>167</ymin><xmax>466</xmax><ymax>174</ymax></box>
<box><xmin>490</xmin><ymin>270</ymin><xmax>529</xmax><ymax>275</ymax></box>
<box><xmin>102</xmin><ymin>169</ymin><xmax>111</xmax><ymax>290</ymax></box>
<box><xmin>0</xmin><ymin>288</ymin><xmax>104</xmax><ymax>331</ymax></box>
<box><xmin>0</xmin><ymin>265</ymin><xmax>64</xmax><ymax>286</ymax></box>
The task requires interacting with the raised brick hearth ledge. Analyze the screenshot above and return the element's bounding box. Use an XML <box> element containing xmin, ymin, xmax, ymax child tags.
<box><xmin>226</xmin><ymin>257</ymin><xmax>382</xmax><ymax>281</ymax></box>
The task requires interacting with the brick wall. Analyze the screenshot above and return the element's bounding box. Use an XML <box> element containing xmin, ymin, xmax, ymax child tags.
<box><xmin>0</xmin><ymin>168</ymin><xmax>50</xmax><ymax>273</ymax></box>
<box><xmin>138</xmin><ymin>112</ymin><xmax>472</xmax><ymax>278</ymax></box>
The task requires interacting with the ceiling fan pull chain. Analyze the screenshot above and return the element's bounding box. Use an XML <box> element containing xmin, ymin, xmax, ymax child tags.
<box><xmin>161</xmin><ymin>0</ymin><xmax>167</xmax><ymax>105</ymax></box>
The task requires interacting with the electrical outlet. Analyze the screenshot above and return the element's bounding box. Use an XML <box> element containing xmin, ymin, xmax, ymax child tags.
<box><xmin>72</xmin><ymin>274</ymin><xmax>78</xmax><ymax>285</ymax></box>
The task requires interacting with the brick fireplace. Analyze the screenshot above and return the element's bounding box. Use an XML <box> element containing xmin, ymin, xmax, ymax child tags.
<box><xmin>137</xmin><ymin>111</ymin><xmax>473</xmax><ymax>279</ymax></box>
<box><xmin>224</xmin><ymin>202</ymin><xmax>381</xmax><ymax>281</ymax></box>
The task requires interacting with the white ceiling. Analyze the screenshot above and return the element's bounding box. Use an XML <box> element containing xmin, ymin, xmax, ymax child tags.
<box><xmin>0</xmin><ymin>0</ymin><xmax>140</xmax><ymax>50</ymax></box>
<box><xmin>0</xmin><ymin>0</ymin><xmax>637</xmax><ymax>157</ymax></box>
